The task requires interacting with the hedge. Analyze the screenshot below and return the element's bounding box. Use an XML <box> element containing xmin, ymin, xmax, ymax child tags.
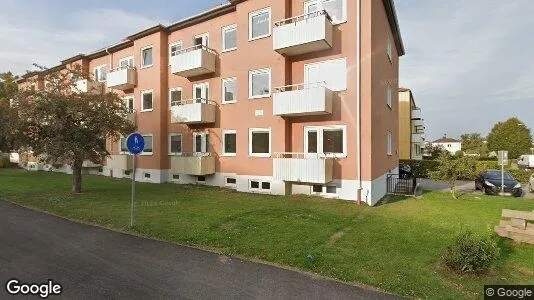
<box><xmin>400</xmin><ymin>159</ymin><xmax>439</xmax><ymax>178</ymax></box>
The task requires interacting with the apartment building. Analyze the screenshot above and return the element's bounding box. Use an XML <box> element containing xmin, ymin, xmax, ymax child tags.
<box><xmin>16</xmin><ymin>0</ymin><xmax>405</xmax><ymax>205</ymax></box>
<box><xmin>398</xmin><ymin>88</ymin><xmax>425</xmax><ymax>160</ymax></box>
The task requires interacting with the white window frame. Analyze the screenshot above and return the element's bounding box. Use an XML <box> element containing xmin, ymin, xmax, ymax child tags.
<box><xmin>249</xmin><ymin>128</ymin><xmax>271</xmax><ymax>158</ymax></box>
<box><xmin>122</xmin><ymin>96</ymin><xmax>134</xmax><ymax>113</ymax></box>
<box><xmin>193</xmin><ymin>33</ymin><xmax>209</xmax><ymax>47</ymax></box>
<box><xmin>140</xmin><ymin>90</ymin><xmax>154</xmax><ymax>112</ymax></box>
<box><xmin>140</xmin><ymin>45</ymin><xmax>154</xmax><ymax>69</ymax></box>
<box><xmin>193</xmin><ymin>82</ymin><xmax>210</xmax><ymax>100</ymax></box>
<box><xmin>168</xmin><ymin>133</ymin><xmax>183</xmax><ymax>156</ymax></box>
<box><xmin>387</xmin><ymin>131</ymin><xmax>393</xmax><ymax>156</ymax></box>
<box><xmin>304</xmin><ymin>58</ymin><xmax>347</xmax><ymax>92</ymax></box>
<box><xmin>222</xmin><ymin>77</ymin><xmax>237</xmax><ymax>104</ymax></box>
<box><xmin>222</xmin><ymin>130</ymin><xmax>237</xmax><ymax>157</ymax></box>
<box><xmin>141</xmin><ymin>134</ymin><xmax>154</xmax><ymax>156</ymax></box>
<box><xmin>248</xmin><ymin>7</ymin><xmax>271</xmax><ymax>41</ymax></box>
<box><xmin>222</xmin><ymin>24</ymin><xmax>237</xmax><ymax>52</ymax></box>
<box><xmin>248</xmin><ymin>68</ymin><xmax>271</xmax><ymax>99</ymax></box>
<box><xmin>387</xmin><ymin>37</ymin><xmax>393</xmax><ymax>62</ymax></box>
<box><xmin>169</xmin><ymin>41</ymin><xmax>183</xmax><ymax>59</ymax></box>
<box><xmin>119</xmin><ymin>56</ymin><xmax>134</xmax><ymax>69</ymax></box>
<box><xmin>225</xmin><ymin>177</ymin><xmax>237</xmax><ymax>188</ymax></box>
<box><xmin>249</xmin><ymin>179</ymin><xmax>271</xmax><ymax>192</ymax></box>
<box><xmin>304</xmin><ymin>125</ymin><xmax>347</xmax><ymax>158</ymax></box>
<box><xmin>193</xmin><ymin>132</ymin><xmax>210</xmax><ymax>154</ymax></box>
<box><xmin>93</xmin><ymin>65</ymin><xmax>107</xmax><ymax>82</ymax></box>
<box><xmin>311</xmin><ymin>184</ymin><xmax>339</xmax><ymax>197</ymax></box>
<box><xmin>119</xmin><ymin>137</ymin><xmax>129</xmax><ymax>154</ymax></box>
<box><xmin>312</xmin><ymin>0</ymin><xmax>347</xmax><ymax>25</ymax></box>
<box><xmin>386</xmin><ymin>84</ymin><xmax>392</xmax><ymax>108</ymax></box>
<box><xmin>169</xmin><ymin>87</ymin><xmax>183</xmax><ymax>109</ymax></box>
<box><xmin>305</xmin><ymin>0</ymin><xmax>320</xmax><ymax>14</ymax></box>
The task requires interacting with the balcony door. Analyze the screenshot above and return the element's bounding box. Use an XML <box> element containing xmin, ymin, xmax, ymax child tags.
<box><xmin>304</xmin><ymin>58</ymin><xmax>347</xmax><ymax>91</ymax></box>
<box><xmin>193</xmin><ymin>133</ymin><xmax>209</xmax><ymax>154</ymax></box>
<box><xmin>193</xmin><ymin>83</ymin><xmax>209</xmax><ymax>102</ymax></box>
<box><xmin>194</xmin><ymin>33</ymin><xmax>209</xmax><ymax>47</ymax></box>
<box><xmin>119</xmin><ymin>56</ymin><xmax>134</xmax><ymax>70</ymax></box>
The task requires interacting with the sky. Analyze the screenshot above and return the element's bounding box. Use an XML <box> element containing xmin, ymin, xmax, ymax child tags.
<box><xmin>1</xmin><ymin>0</ymin><xmax>533</xmax><ymax>140</ymax></box>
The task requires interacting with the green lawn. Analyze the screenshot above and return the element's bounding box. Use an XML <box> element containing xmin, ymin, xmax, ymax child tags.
<box><xmin>1</xmin><ymin>169</ymin><xmax>533</xmax><ymax>299</ymax></box>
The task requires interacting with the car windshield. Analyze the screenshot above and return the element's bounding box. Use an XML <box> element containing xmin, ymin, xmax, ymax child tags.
<box><xmin>485</xmin><ymin>171</ymin><xmax>514</xmax><ymax>181</ymax></box>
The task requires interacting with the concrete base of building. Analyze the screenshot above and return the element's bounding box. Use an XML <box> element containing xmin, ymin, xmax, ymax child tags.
<box><xmin>21</xmin><ymin>165</ymin><xmax>398</xmax><ymax>206</ymax></box>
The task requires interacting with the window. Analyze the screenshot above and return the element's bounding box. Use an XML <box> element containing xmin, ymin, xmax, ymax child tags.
<box><xmin>169</xmin><ymin>134</ymin><xmax>182</xmax><ymax>155</ymax></box>
<box><xmin>304</xmin><ymin>58</ymin><xmax>347</xmax><ymax>91</ymax></box>
<box><xmin>386</xmin><ymin>84</ymin><xmax>392</xmax><ymax>108</ymax></box>
<box><xmin>144</xmin><ymin>173</ymin><xmax>151</xmax><ymax>179</ymax></box>
<box><xmin>304</xmin><ymin>126</ymin><xmax>347</xmax><ymax>157</ymax></box>
<box><xmin>249</xmin><ymin>180</ymin><xmax>271</xmax><ymax>192</ymax></box>
<box><xmin>120</xmin><ymin>138</ymin><xmax>128</xmax><ymax>153</ymax></box>
<box><xmin>305</xmin><ymin>1</ymin><xmax>319</xmax><ymax>14</ymax></box>
<box><xmin>169</xmin><ymin>88</ymin><xmax>182</xmax><ymax>107</ymax></box>
<box><xmin>249</xmin><ymin>68</ymin><xmax>271</xmax><ymax>98</ymax></box>
<box><xmin>141</xmin><ymin>90</ymin><xmax>153</xmax><ymax>112</ymax></box>
<box><xmin>222</xmin><ymin>24</ymin><xmax>237</xmax><ymax>51</ymax></box>
<box><xmin>122</xmin><ymin>96</ymin><xmax>134</xmax><ymax>113</ymax></box>
<box><xmin>225</xmin><ymin>177</ymin><xmax>237</xmax><ymax>186</ymax></box>
<box><xmin>141</xmin><ymin>46</ymin><xmax>153</xmax><ymax>68</ymax></box>
<box><xmin>326</xmin><ymin>185</ymin><xmax>337</xmax><ymax>194</ymax></box>
<box><xmin>222</xmin><ymin>77</ymin><xmax>237</xmax><ymax>104</ymax></box>
<box><xmin>197</xmin><ymin>176</ymin><xmax>206</xmax><ymax>182</ymax></box>
<box><xmin>93</xmin><ymin>65</ymin><xmax>107</xmax><ymax>82</ymax></box>
<box><xmin>172</xmin><ymin>174</ymin><xmax>180</xmax><ymax>180</ymax></box>
<box><xmin>312</xmin><ymin>185</ymin><xmax>322</xmax><ymax>193</ymax></box>
<box><xmin>193</xmin><ymin>83</ymin><xmax>209</xmax><ymax>100</ymax></box>
<box><xmin>249</xmin><ymin>7</ymin><xmax>271</xmax><ymax>40</ymax></box>
<box><xmin>143</xmin><ymin>134</ymin><xmax>153</xmax><ymax>154</ymax></box>
<box><xmin>119</xmin><ymin>56</ymin><xmax>134</xmax><ymax>69</ymax></box>
<box><xmin>249</xmin><ymin>128</ymin><xmax>271</xmax><ymax>157</ymax></box>
<box><xmin>222</xmin><ymin>130</ymin><xmax>237</xmax><ymax>156</ymax></box>
<box><xmin>306</xmin><ymin>0</ymin><xmax>346</xmax><ymax>24</ymax></box>
<box><xmin>387</xmin><ymin>131</ymin><xmax>392</xmax><ymax>155</ymax></box>
<box><xmin>169</xmin><ymin>41</ymin><xmax>182</xmax><ymax>57</ymax></box>
<box><xmin>387</xmin><ymin>37</ymin><xmax>393</xmax><ymax>62</ymax></box>
<box><xmin>194</xmin><ymin>33</ymin><xmax>209</xmax><ymax>47</ymax></box>
<box><xmin>194</xmin><ymin>133</ymin><xmax>209</xmax><ymax>153</ymax></box>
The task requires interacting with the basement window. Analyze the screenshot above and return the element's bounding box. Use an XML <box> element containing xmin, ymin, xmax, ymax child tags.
<box><xmin>144</xmin><ymin>173</ymin><xmax>151</xmax><ymax>179</ymax></box>
<box><xmin>249</xmin><ymin>180</ymin><xmax>271</xmax><ymax>192</ymax></box>
<box><xmin>172</xmin><ymin>174</ymin><xmax>180</xmax><ymax>180</ymax></box>
<box><xmin>197</xmin><ymin>176</ymin><xmax>206</xmax><ymax>183</ymax></box>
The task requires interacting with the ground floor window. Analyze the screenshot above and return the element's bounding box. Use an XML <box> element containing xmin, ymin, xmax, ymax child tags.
<box><xmin>249</xmin><ymin>128</ymin><xmax>271</xmax><ymax>157</ymax></box>
<box><xmin>304</xmin><ymin>125</ymin><xmax>347</xmax><ymax>157</ymax></box>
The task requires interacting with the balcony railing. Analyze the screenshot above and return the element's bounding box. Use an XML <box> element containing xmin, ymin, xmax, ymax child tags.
<box><xmin>170</xmin><ymin>152</ymin><xmax>215</xmax><ymax>176</ymax></box>
<box><xmin>82</xmin><ymin>160</ymin><xmax>102</xmax><ymax>168</ymax></box>
<box><xmin>125</xmin><ymin>109</ymin><xmax>136</xmax><ymax>125</ymax></box>
<box><xmin>273</xmin><ymin>10</ymin><xmax>333</xmax><ymax>56</ymax></box>
<box><xmin>105</xmin><ymin>154</ymin><xmax>133</xmax><ymax>170</ymax></box>
<box><xmin>412</xmin><ymin>133</ymin><xmax>425</xmax><ymax>143</ymax></box>
<box><xmin>170</xmin><ymin>98</ymin><xmax>216</xmax><ymax>124</ymax></box>
<box><xmin>273</xmin><ymin>152</ymin><xmax>333</xmax><ymax>184</ymax></box>
<box><xmin>411</xmin><ymin>108</ymin><xmax>422</xmax><ymax>120</ymax></box>
<box><xmin>273</xmin><ymin>82</ymin><xmax>333</xmax><ymax>116</ymax></box>
<box><xmin>170</xmin><ymin>45</ymin><xmax>217</xmax><ymax>78</ymax></box>
<box><xmin>74</xmin><ymin>79</ymin><xmax>103</xmax><ymax>94</ymax></box>
<box><xmin>106</xmin><ymin>66</ymin><xmax>137</xmax><ymax>90</ymax></box>
<box><xmin>412</xmin><ymin>118</ymin><xmax>424</xmax><ymax>128</ymax></box>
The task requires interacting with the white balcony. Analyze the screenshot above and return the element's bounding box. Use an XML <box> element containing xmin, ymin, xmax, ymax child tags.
<box><xmin>273</xmin><ymin>153</ymin><xmax>333</xmax><ymax>184</ymax></box>
<box><xmin>273</xmin><ymin>83</ymin><xmax>333</xmax><ymax>116</ymax></box>
<box><xmin>170</xmin><ymin>99</ymin><xmax>216</xmax><ymax>124</ymax></box>
<box><xmin>74</xmin><ymin>79</ymin><xmax>103</xmax><ymax>94</ymax></box>
<box><xmin>412</xmin><ymin>133</ymin><xmax>425</xmax><ymax>143</ymax></box>
<box><xmin>170</xmin><ymin>45</ymin><xmax>216</xmax><ymax>78</ymax></box>
<box><xmin>170</xmin><ymin>153</ymin><xmax>215</xmax><ymax>176</ymax></box>
<box><xmin>412</xmin><ymin>118</ymin><xmax>424</xmax><ymax>128</ymax></box>
<box><xmin>411</xmin><ymin>108</ymin><xmax>422</xmax><ymax>120</ymax></box>
<box><xmin>106</xmin><ymin>67</ymin><xmax>137</xmax><ymax>90</ymax></box>
<box><xmin>106</xmin><ymin>155</ymin><xmax>133</xmax><ymax>170</ymax></box>
<box><xmin>273</xmin><ymin>11</ymin><xmax>334</xmax><ymax>56</ymax></box>
<box><xmin>82</xmin><ymin>160</ymin><xmax>101</xmax><ymax>168</ymax></box>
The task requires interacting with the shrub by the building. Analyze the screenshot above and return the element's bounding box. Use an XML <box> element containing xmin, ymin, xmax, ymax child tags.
<box><xmin>441</xmin><ymin>231</ymin><xmax>500</xmax><ymax>274</ymax></box>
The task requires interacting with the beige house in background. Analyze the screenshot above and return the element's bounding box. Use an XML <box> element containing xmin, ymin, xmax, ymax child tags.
<box><xmin>398</xmin><ymin>88</ymin><xmax>424</xmax><ymax>160</ymax></box>
<box><xmin>17</xmin><ymin>0</ymin><xmax>405</xmax><ymax>205</ymax></box>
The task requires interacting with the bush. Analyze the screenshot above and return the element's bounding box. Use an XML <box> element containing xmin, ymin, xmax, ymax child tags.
<box><xmin>507</xmin><ymin>169</ymin><xmax>534</xmax><ymax>183</ymax></box>
<box><xmin>0</xmin><ymin>156</ymin><xmax>10</xmax><ymax>168</ymax></box>
<box><xmin>476</xmin><ymin>161</ymin><xmax>499</xmax><ymax>175</ymax></box>
<box><xmin>441</xmin><ymin>231</ymin><xmax>500</xmax><ymax>274</ymax></box>
<box><xmin>400</xmin><ymin>159</ymin><xmax>440</xmax><ymax>178</ymax></box>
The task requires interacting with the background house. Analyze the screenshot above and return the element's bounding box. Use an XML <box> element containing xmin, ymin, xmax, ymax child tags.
<box><xmin>432</xmin><ymin>135</ymin><xmax>461</xmax><ymax>154</ymax></box>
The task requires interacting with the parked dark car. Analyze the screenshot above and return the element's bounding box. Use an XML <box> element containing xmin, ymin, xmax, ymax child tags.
<box><xmin>475</xmin><ymin>170</ymin><xmax>523</xmax><ymax>197</ymax></box>
<box><xmin>399</xmin><ymin>164</ymin><xmax>415</xmax><ymax>179</ymax></box>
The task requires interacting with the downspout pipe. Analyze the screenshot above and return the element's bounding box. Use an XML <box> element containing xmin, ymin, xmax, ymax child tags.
<box><xmin>356</xmin><ymin>0</ymin><xmax>362</xmax><ymax>205</ymax></box>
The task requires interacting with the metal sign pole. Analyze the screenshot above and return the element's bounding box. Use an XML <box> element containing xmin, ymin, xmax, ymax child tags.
<box><xmin>501</xmin><ymin>153</ymin><xmax>504</xmax><ymax>194</ymax></box>
<box><xmin>130</xmin><ymin>155</ymin><xmax>136</xmax><ymax>227</ymax></box>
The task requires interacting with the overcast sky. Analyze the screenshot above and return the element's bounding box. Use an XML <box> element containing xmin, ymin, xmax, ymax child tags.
<box><xmin>1</xmin><ymin>0</ymin><xmax>532</xmax><ymax>141</ymax></box>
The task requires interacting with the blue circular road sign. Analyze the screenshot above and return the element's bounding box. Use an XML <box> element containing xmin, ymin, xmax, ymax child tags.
<box><xmin>126</xmin><ymin>133</ymin><xmax>145</xmax><ymax>155</ymax></box>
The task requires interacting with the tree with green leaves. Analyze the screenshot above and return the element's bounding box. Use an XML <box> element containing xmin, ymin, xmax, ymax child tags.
<box><xmin>11</xmin><ymin>65</ymin><xmax>135</xmax><ymax>193</ymax></box>
<box><xmin>460</xmin><ymin>132</ymin><xmax>488</xmax><ymax>157</ymax></box>
<box><xmin>487</xmin><ymin>118</ymin><xmax>532</xmax><ymax>159</ymax></box>
<box><xmin>429</xmin><ymin>153</ymin><xmax>477</xmax><ymax>199</ymax></box>
<box><xmin>0</xmin><ymin>72</ymin><xmax>19</xmax><ymax>102</ymax></box>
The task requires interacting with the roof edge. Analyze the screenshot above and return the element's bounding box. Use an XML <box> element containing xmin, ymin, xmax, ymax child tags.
<box><xmin>383</xmin><ymin>0</ymin><xmax>405</xmax><ymax>56</ymax></box>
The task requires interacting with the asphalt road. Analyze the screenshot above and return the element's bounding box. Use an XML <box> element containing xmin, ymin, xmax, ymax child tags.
<box><xmin>0</xmin><ymin>201</ymin><xmax>398</xmax><ymax>300</ymax></box>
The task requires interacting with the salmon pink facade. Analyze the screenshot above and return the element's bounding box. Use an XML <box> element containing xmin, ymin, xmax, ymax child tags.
<box><xmin>17</xmin><ymin>0</ymin><xmax>405</xmax><ymax>205</ymax></box>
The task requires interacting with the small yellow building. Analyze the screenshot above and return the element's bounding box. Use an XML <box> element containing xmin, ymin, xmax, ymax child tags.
<box><xmin>398</xmin><ymin>88</ymin><xmax>425</xmax><ymax>160</ymax></box>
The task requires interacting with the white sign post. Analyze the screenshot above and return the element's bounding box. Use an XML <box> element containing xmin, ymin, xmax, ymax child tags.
<box><xmin>498</xmin><ymin>150</ymin><xmax>508</xmax><ymax>195</ymax></box>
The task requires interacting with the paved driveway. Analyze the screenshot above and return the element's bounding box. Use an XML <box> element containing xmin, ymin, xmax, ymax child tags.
<box><xmin>0</xmin><ymin>201</ymin><xmax>397</xmax><ymax>300</ymax></box>
<box><xmin>418</xmin><ymin>178</ymin><xmax>534</xmax><ymax>199</ymax></box>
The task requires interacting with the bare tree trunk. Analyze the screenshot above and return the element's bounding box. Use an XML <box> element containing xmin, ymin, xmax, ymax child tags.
<box><xmin>72</xmin><ymin>159</ymin><xmax>83</xmax><ymax>193</ymax></box>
